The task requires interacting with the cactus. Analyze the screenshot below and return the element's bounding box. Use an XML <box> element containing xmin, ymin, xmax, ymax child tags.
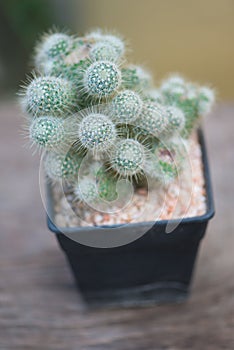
<box><xmin>20</xmin><ymin>27</ymin><xmax>215</xmax><ymax>207</ymax></box>
<box><xmin>89</xmin><ymin>42</ymin><xmax>121</xmax><ymax>62</ymax></box>
<box><xmin>110</xmin><ymin>139</ymin><xmax>145</xmax><ymax>177</ymax></box>
<box><xmin>159</xmin><ymin>75</ymin><xmax>215</xmax><ymax>137</ymax></box>
<box><xmin>83</xmin><ymin>60</ymin><xmax>121</xmax><ymax>98</ymax></box>
<box><xmin>163</xmin><ymin>106</ymin><xmax>185</xmax><ymax>136</ymax></box>
<box><xmin>111</xmin><ymin>90</ymin><xmax>143</xmax><ymax>123</ymax></box>
<box><xmin>85</xmin><ymin>29</ymin><xmax>125</xmax><ymax>56</ymax></box>
<box><xmin>40</xmin><ymin>37</ymin><xmax>92</xmax><ymax>77</ymax></box>
<box><xmin>36</xmin><ymin>33</ymin><xmax>73</xmax><ymax>60</ymax></box>
<box><xmin>44</xmin><ymin>151</ymin><xmax>82</xmax><ymax>181</ymax></box>
<box><xmin>160</xmin><ymin>75</ymin><xmax>186</xmax><ymax>93</ymax></box>
<box><xmin>74</xmin><ymin>178</ymin><xmax>98</xmax><ymax>203</ymax></box>
<box><xmin>21</xmin><ymin>76</ymin><xmax>77</xmax><ymax>117</ymax></box>
<box><xmin>29</xmin><ymin>116</ymin><xmax>65</xmax><ymax>150</ymax></box>
<box><xmin>100</xmin><ymin>34</ymin><xmax>125</xmax><ymax>56</ymax></box>
<box><xmin>34</xmin><ymin>32</ymin><xmax>74</xmax><ymax>73</ymax></box>
<box><xmin>122</xmin><ymin>65</ymin><xmax>152</xmax><ymax>90</ymax></box>
<box><xmin>197</xmin><ymin>87</ymin><xmax>215</xmax><ymax>115</ymax></box>
<box><xmin>78</xmin><ymin>113</ymin><xmax>117</xmax><ymax>152</ymax></box>
<box><xmin>142</xmin><ymin>89</ymin><xmax>163</xmax><ymax>104</ymax></box>
<box><xmin>136</xmin><ymin>102</ymin><xmax>168</xmax><ymax>137</ymax></box>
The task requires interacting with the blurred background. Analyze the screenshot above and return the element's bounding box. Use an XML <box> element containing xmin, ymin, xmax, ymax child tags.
<box><xmin>0</xmin><ymin>0</ymin><xmax>233</xmax><ymax>98</ymax></box>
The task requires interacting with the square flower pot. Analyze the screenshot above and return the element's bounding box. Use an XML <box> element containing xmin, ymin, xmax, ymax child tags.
<box><xmin>46</xmin><ymin>129</ymin><xmax>214</xmax><ymax>307</ymax></box>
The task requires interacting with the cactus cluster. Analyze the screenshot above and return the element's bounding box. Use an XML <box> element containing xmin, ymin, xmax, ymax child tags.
<box><xmin>20</xmin><ymin>28</ymin><xmax>215</xmax><ymax>205</ymax></box>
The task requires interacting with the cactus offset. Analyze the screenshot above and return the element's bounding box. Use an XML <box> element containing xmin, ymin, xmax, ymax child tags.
<box><xmin>110</xmin><ymin>139</ymin><xmax>145</xmax><ymax>177</ymax></box>
<box><xmin>34</xmin><ymin>32</ymin><xmax>74</xmax><ymax>73</ymax></box>
<box><xmin>122</xmin><ymin>65</ymin><xmax>152</xmax><ymax>90</ymax></box>
<box><xmin>29</xmin><ymin>116</ymin><xmax>65</xmax><ymax>150</ymax></box>
<box><xmin>22</xmin><ymin>76</ymin><xmax>76</xmax><ymax>117</ymax></box>
<box><xmin>78</xmin><ymin>113</ymin><xmax>117</xmax><ymax>153</ymax></box>
<box><xmin>85</xmin><ymin>29</ymin><xmax>125</xmax><ymax>56</ymax></box>
<box><xmin>197</xmin><ymin>87</ymin><xmax>215</xmax><ymax>115</ymax></box>
<box><xmin>83</xmin><ymin>61</ymin><xmax>121</xmax><ymax>98</ymax></box>
<box><xmin>112</xmin><ymin>90</ymin><xmax>143</xmax><ymax>123</ymax></box>
<box><xmin>163</xmin><ymin>106</ymin><xmax>185</xmax><ymax>136</ymax></box>
<box><xmin>136</xmin><ymin>102</ymin><xmax>168</xmax><ymax>137</ymax></box>
<box><xmin>90</xmin><ymin>42</ymin><xmax>121</xmax><ymax>62</ymax></box>
<box><xmin>44</xmin><ymin>151</ymin><xmax>82</xmax><ymax>181</ymax></box>
<box><xmin>74</xmin><ymin>178</ymin><xmax>98</xmax><ymax>203</ymax></box>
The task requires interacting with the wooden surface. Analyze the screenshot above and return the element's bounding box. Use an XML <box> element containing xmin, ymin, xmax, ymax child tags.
<box><xmin>0</xmin><ymin>100</ymin><xmax>234</xmax><ymax>350</ymax></box>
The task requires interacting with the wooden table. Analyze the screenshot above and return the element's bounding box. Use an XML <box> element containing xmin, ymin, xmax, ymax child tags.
<box><xmin>0</xmin><ymin>101</ymin><xmax>234</xmax><ymax>350</ymax></box>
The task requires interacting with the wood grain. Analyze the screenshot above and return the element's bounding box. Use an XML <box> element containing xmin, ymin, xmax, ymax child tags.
<box><xmin>0</xmin><ymin>101</ymin><xmax>234</xmax><ymax>350</ymax></box>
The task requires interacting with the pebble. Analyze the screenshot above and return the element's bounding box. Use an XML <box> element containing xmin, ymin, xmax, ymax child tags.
<box><xmin>137</xmin><ymin>188</ymin><xmax>148</xmax><ymax>196</ymax></box>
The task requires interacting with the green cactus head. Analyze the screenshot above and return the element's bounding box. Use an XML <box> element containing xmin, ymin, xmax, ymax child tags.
<box><xmin>41</xmin><ymin>33</ymin><xmax>72</xmax><ymax>58</ymax></box>
<box><xmin>74</xmin><ymin>178</ymin><xmax>98</xmax><ymax>204</ymax></box>
<box><xmin>160</xmin><ymin>75</ymin><xmax>186</xmax><ymax>95</ymax></box>
<box><xmin>34</xmin><ymin>32</ymin><xmax>74</xmax><ymax>72</ymax></box>
<box><xmin>111</xmin><ymin>90</ymin><xmax>143</xmax><ymax>123</ymax></box>
<box><xmin>142</xmin><ymin>89</ymin><xmax>163</xmax><ymax>104</ymax></box>
<box><xmin>197</xmin><ymin>87</ymin><xmax>215</xmax><ymax>115</ymax></box>
<box><xmin>85</xmin><ymin>29</ymin><xmax>104</xmax><ymax>41</ymax></box>
<box><xmin>22</xmin><ymin>76</ymin><xmax>76</xmax><ymax>117</ymax></box>
<box><xmin>85</xmin><ymin>30</ymin><xmax>125</xmax><ymax>56</ymax></box>
<box><xmin>160</xmin><ymin>75</ymin><xmax>201</xmax><ymax>137</ymax></box>
<box><xmin>83</xmin><ymin>60</ymin><xmax>122</xmax><ymax>98</ymax></box>
<box><xmin>29</xmin><ymin>116</ymin><xmax>65</xmax><ymax>150</ymax></box>
<box><xmin>100</xmin><ymin>34</ymin><xmax>125</xmax><ymax>56</ymax></box>
<box><xmin>78</xmin><ymin>113</ymin><xmax>117</xmax><ymax>152</ymax></box>
<box><xmin>163</xmin><ymin>106</ymin><xmax>185</xmax><ymax>136</ymax></box>
<box><xmin>122</xmin><ymin>65</ymin><xmax>152</xmax><ymax>90</ymax></box>
<box><xmin>160</xmin><ymin>75</ymin><xmax>189</xmax><ymax>108</ymax></box>
<box><xmin>89</xmin><ymin>42</ymin><xmax>121</xmax><ymax>62</ymax></box>
<box><xmin>110</xmin><ymin>139</ymin><xmax>145</xmax><ymax>177</ymax></box>
<box><xmin>37</xmin><ymin>35</ymin><xmax>92</xmax><ymax>77</ymax></box>
<box><xmin>136</xmin><ymin>102</ymin><xmax>168</xmax><ymax>137</ymax></box>
<box><xmin>44</xmin><ymin>151</ymin><xmax>83</xmax><ymax>181</ymax></box>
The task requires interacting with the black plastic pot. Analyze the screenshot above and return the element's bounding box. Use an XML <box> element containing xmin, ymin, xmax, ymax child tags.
<box><xmin>47</xmin><ymin>129</ymin><xmax>214</xmax><ymax>307</ymax></box>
